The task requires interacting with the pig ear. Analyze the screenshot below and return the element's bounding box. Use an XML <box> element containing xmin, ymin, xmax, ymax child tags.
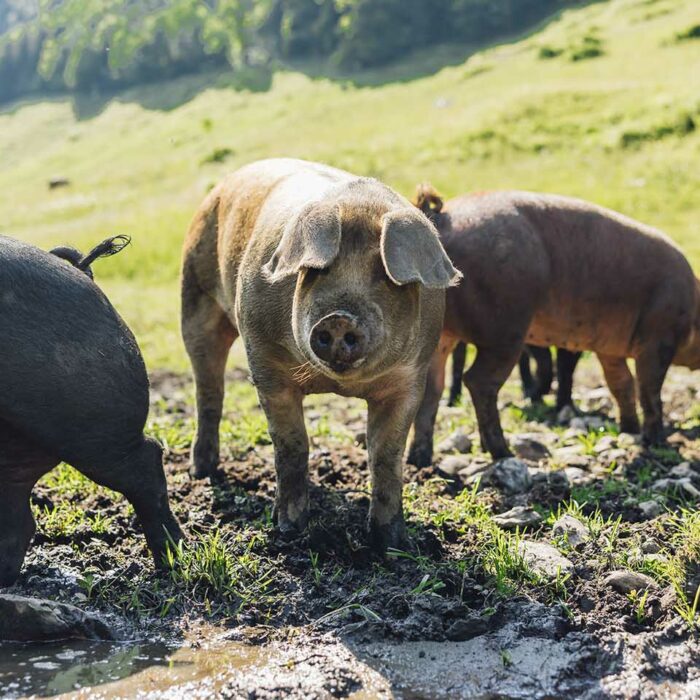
<box><xmin>380</xmin><ymin>209</ymin><xmax>462</xmax><ymax>289</ymax></box>
<box><xmin>263</xmin><ymin>202</ymin><xmax>342</xmax><ymax>282</ymax></box>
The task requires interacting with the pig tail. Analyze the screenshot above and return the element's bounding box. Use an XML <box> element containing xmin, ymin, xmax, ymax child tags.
<box><xmin>50</xmin><ymin>235</ymin><xmax>131</xmax><ymax>280</ymax></box>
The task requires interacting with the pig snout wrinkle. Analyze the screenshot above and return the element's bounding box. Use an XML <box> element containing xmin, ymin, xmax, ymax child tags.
<box><xmin>310</xmin><ymin>312</ymin><xmax>369</xmax><ymax>372</ymax></box>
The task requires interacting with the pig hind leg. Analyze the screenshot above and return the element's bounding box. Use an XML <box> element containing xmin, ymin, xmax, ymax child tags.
<box><xmin>635</xmin><ymin>342</ymin><xmax>675</xmax><ymax>446</ymax></box>
<box><xmin>182</xmin><ymin>278</ymin><xmax>237</xmax><ymax>478</ymax></box>
<box><xmin>447</xmin><ymin>342</ymin><xmax>467</xmax><ymax>407</ymax></box>
<box><xmin>530</xmin><ymin>345</ymin><xmax>553</xmax><ymax>401</ymax></box>
<box><xmin>0</xmin><ymin>424</ymin><xmax>58</xmax><ymax>586</ymax></box>
<box><xmin>407</xmin><ymin>336</ymin><xmax>457</xmax><ymax>468</ymax></box>
<box><xmin>77</xmin><ymin>438</ymin><xmax>183</xmax><ymax>569</ymax></box>
<box><xmin>464</xmin><ymin>343</ymin><xmax>523</xmax><ymax>459</ymax></box>
<box><xmin>598</xmin><ymin>354</ymin><xmax>640</xmax><ymax>433</ymax></box>
<box><xmin>555</xmin><ymin>349</ymin><xmax>581</xmax><ymax>410</ymax></box>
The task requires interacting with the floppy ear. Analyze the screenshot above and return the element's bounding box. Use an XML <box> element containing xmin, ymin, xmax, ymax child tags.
<box><xmin>263</xmin><ymin>201</ymin><xmax>342</xmax><ymax>282</ymax></box>
<box><xmin>380</xmin><ymin>209</ymin><xmax>462</xmax><ymax>289</ymax></box>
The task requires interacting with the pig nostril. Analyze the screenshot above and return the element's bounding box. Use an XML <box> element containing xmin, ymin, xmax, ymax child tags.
<box><xmin>344</xmin><ymin>332</ymin><xmax>357</xmax><ymax>347</ymax></box>
<box><xmin>318</xmin><ymin>330</ymin><xmax>332</xmax><ymax>347</ymax></box>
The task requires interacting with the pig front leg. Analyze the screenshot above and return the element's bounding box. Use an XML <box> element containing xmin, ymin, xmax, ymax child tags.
<box><xmin>367</xmin><ymin>385</ymin><xmax>423</xmax><ymax>551</ymax></box>
<box><xmin>636</xmin><ymin>342</ymin><xmax>675</xmax><ymax>446</ymax></box>
<box><xmin>257</xmin><ymin>386</ymin><xmax>310</xmax><ymax>535</ymax></box>
<box><xmin>0</xmin><ymin>483</ymin><xmax>37</xmax><ymax>587</ymax></box>
<box><xmin>407</xmin><ymin>338</ymin><xmax>454</xmax><ymax>468</ymax></box>
<box><xmin>598</xmin><ymin>354</ymin><xmax>640</xmax><ymax>433</ymax></box>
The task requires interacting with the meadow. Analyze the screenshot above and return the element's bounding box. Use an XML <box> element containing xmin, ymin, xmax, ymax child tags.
<box><xmin>1</xmin><ymin>0</ymin><xmax>698</xmax><ymax>370</ymax></box>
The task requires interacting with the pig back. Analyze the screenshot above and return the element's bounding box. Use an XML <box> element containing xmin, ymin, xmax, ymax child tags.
<box><xmin>0</xmin><ymin>236</ymin><xmax>149</xmax><ymax>469</ymax></box>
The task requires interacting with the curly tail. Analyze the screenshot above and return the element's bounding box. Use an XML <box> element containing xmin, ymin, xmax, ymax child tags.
<box><xmin>50</xmin><ymin>235</ymin><xmax>131</xmax><ymax>280</ymax></box>
<box><xmin>413</xmin><ymin>183</ymin><xmax>444</xmax><ymax>219</ymax></box>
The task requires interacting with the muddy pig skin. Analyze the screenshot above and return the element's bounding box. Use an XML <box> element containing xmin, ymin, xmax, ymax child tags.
<box><xmin>408</xmin><ymin>188</ymin><xmax>700</xmax><ymax>466</ymax></box>
<box><xmin>181</xmin><ymin>158</ymin><xmax>459</xmax><ymax>550</ymax></box>
<box><xmin>0</xmin><ymin>235</ymin><xmax>182</xmax><ymax>586</ymax></box>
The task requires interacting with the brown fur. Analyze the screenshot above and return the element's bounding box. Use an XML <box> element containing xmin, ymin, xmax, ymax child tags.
<box><xmin>181</xmin><ymin>158</ymin><xmax>458</xmax><ymax>549</ymax></box>
<box><xmin>408</xmin><ymin>187</ymin><xmax>700</xmax><ymax>465</ymax></box>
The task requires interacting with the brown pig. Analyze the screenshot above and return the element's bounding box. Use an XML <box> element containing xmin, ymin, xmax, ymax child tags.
<box><xmin>408</xmin><ymin>186</ymin><xmax>700</xmax><ymax>466</ymax></box>
<box><xmin>181</xmin><ymin>159</ymin><xmax>460</xmax><ymax>549</ymax></box>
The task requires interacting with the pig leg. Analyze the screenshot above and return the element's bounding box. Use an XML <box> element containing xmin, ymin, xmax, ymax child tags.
<box><xmin>0</xmin><ymin>482</ymin><xmax>38</xmax><ymax>587</ymax></box>
<box><xmin>448</xmin><ymin>343</ymin><xmax>467</xmax><ymax>407</ymax></box>
<box><xmin>367</xmin><ymin>386</ymin><xmax>423</xmax><ymax>551</ymax></box>
<box><xmin>598</xmin><ymin>354</ymin><xmax>640</xmax><ymax>433</ymax></box>
<box><xmin>0</xmin><ymin>426</ymin><xmax>57</xmax><ymax>586</ymax></box>
<box><xmin>518</xmin><ymin>351</ymin><xmax>535</xmax><ymax>400</ymax></box>
<box><xmin>531</xmin><ymin>345</ymin><xmax>553</xmax><ymax>401</ymax></box>
<box><xmin>555</xmin><ymin>349</ymin><xmax>581</xmax><ymax>410</ymax></box>
<box><xmin>407</xmin><ymin>337</ymin><xmax>456</xmax><ymax>468</ymax></box>
<box><xmin>635</xmin><ymin>343</ymin><xmax>675</xmax><ymax>446</ymax></box>
<box><xmin>257</xmin><ymin>385</ymin><xmax>309</xmax><ymax>535</ymax></box>
<box><xmin>182</xmin><ymin>290</ymin><xmax>237</xmax><ymax>478</ymax></box>
<box><xmin>77</xmin><ymin>438</ymin><xmax>183</xmax><ymax>569</ymax></box>
<box><xmin>464</xmin><ymin>344</ymin><xmax>522</xmax><ymax>458</ymax></box>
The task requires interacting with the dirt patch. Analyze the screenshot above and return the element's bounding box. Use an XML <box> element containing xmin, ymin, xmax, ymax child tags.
<box><xmin>2</xmin><ymin>360</ymin><xmax>699</xmax><ymax>697</ymax></box>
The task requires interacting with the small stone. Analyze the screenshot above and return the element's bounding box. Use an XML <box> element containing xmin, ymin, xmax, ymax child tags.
<box><xmin>554</xmin><ymin>444</ymin><xmax>586</xmax><ymax>461</ymax></box>
<box><xmin>492</xmin><ymin>506</ymin><xmax>543</xmax><ymax>530</ymax></box>
<box><xmin>678</xmin><ymin>478</ymin><xmax>700</xmax><ymax>500</ymax></box>
<box><xmin>458</xmin><ymin>461</ymin><xmax>491</xmax><ymax>480</ymax></box>
<box><xmin>436</xmin><ymin>430</ymin><xmax>472</xmax><ymax>455</ymax></box>
<box><xmin>557</xmin><ymin>405</ymin><xmax>577</xmax><ymax>425</ymax></box>
<box><xmin>564</xmin><ymin>467</ymin><xmax>593</xmax><ymax>486</ymax></box>
<box><xmin>518</xmin><ymin>541</ymin><xmax>573</xmax><ymax>578</ymax></box>
<box><xmin>512</xmin><ymin>437</ymin><xmax>550</xmax><ymax>462</ymax></box>
<box><xmin>603</xmin><ymin>448</ymin><xmax>628</xmax><ymax>463</ymax></box>
<box><xmin>593</xmin><ymin>436</ymin><xmax>617</xmax><ymax>454</ymax></box>
<box><xmin>604</xmin><ymin>570</ymin><xmax>656</xmax><ymax>594</ymax></box>
<box><xmin>641</xmin><ymin>540</ymin><xmax>661</xmax><ymax>554</ymax></box>
<box><xmin>617</xmin><ymin>433</ymin><xmax>641</xmax><ymax>447</ymax></box>
<box><xmin>438</xmin><ymin>455</ymin><xmax>471</xmax><ymax>477</ymax></box>
<box><xmin>569</xmin><ymin>418</ymin><xmax>588</xmax><ymax>432</ymax></box>
<box><xmin>552</xmin><ymin>514</ymin><xmax>589</xmax><ymax>547</ymax></box>
<box><xmin>492</xmin><ymin>458</ymin><xmax>532</xmax><ymax>494</ymax></box>
<box><xmin>651</xmin><ymin>478</ymin><xmax>675</xmax><ymax>493</ymax></box>
<box><xmin>0</xmin><ymin>595</ymin><xmax>114</xmax><ymax>642</ymax></box>
<box><xmin>670</xmin><ymin>463</ymin><xmax>697</xmax><ymax>481</ymax></box>
<box><xmin>638</xmin><ymin>500</ymin><xmax>663</xmax><ymax>519</ymax></box>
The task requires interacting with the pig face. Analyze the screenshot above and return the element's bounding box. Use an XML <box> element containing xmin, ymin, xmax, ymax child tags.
<box><xmin>264</xmin><ymin>193</ymin><xmax>461</xmax><ymax>380</ymax></box>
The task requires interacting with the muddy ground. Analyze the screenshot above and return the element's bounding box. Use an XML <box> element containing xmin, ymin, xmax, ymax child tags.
<box><xmin>1</xmin><ymin>358</ymin><xmax>699</xmax><ymax>698</ymax></box>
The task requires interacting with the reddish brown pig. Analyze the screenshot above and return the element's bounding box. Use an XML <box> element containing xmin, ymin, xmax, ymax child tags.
<box><xmin>408</xmin><ymin>186</ymin><xmax>700</xmax><ymax>466</ymax></box>
<box><xmin>181</xmin><ymin>159</ymin><xmax>459</xmax><ymax>549</ymax></box>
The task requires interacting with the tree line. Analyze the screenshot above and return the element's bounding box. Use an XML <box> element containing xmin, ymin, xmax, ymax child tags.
<box><xmin>0</xmin><ymin>0</ymin><xmax>582</xmax><ymax>104</ymax></box>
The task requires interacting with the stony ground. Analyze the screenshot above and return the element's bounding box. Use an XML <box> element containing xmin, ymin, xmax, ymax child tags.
<box><xmin>2</xmin><ymin>357</ymin><xmax>699</xmax><ymax>698</ymax></box>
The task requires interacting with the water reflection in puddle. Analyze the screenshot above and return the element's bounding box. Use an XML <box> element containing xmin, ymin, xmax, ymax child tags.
<box><xmin>0</xmin><ymin>640</ymin><xmax>178</xmax><ymax>698</ymax></box>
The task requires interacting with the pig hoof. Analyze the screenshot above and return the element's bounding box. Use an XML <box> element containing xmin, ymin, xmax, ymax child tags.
<box><xmin>368</xmin><ymin>516</ymin><xmax>409</xmax><ymax>553</ymax></box>
<box><xmin>406</xmin><ymin>444</ymin><xmax>432</xmax><ymax>469</ymax></box>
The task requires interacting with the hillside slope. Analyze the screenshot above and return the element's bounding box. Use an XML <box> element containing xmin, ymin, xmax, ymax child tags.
<box><xmin>0</xmin><ymin>0</ymin><xmax>698</xmax><ymax>369</ymax></box>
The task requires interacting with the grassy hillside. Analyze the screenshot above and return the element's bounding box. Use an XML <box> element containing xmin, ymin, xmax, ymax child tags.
<box><xmin>1</xmin><ymin>0</ymin><xmax>698</xmax><ymax>370</ymax></box>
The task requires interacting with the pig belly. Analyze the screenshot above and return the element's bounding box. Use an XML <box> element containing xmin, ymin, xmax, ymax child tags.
<box><xmin>526</xmin><ymin>303</ymin><xmax>637</xmax><ymax>356</ymax></box>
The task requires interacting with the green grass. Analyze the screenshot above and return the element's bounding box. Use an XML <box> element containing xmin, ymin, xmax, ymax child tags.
<box><xmin>0</xmin><ymin>0</ymin><xmax>698</xmax><ymax>371</ymax></box>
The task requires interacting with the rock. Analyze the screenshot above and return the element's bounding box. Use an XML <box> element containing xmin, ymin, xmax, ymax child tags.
<box><xmin>444</xmin><ymin>615</ymin><xmax>490</xmax><ymax>641</ymax></box>
<box><xmin>617</xmin><ymin>433</ymin><xmax>641</xmax><ymax>447</ymax></box>
<box><xmin>641</xmin><ymin>540</ymin><xmax>661</xmax><ymax>554</ymax></box>
<box><xmin>459</xmin><ymin>461</ymin><xmax>491</xmax><ymax>480</ymax></box>
<box><xmin>638</xmin><ymin>500</ymin><xmax>663</xmax><ymax>519</ymax></box>
<box><xmin>603</xmin><ymin>448</ymin><xmax>628</xmax><ymax>463</ymax></box>
<box><xmin>557</xmin><ymin>405</ymin><xmax>577</xmax><ymax>425</ymax></box>
<box><xmin>438</xmin><ymin>455</ymin><xmax>472</xmax><ymax>476</ymax></box>
<box><xmin>518</xmin><ymin>541</ymin><xmax>573</xmax><ymax>578</ymax></box>
<box><xmin>552</xmin><ymin>514</ymin><xmax>589</xmax><ymax>547</ymax></box>
<box><xmin>593</xmin><ymin>436</ymin><xmax>617</xmax><ymax>454</ymax></box>
<box><xmin>492</xmin><ymin>506</ymin><xmax>543</xmax><ymax>530</ymax></box>
<box><xmin>512</xmin><ymin>437</ymin><xmax>550</xmax><ymax>462</ymax></box>
<box><xmin>491</xmin><ymin>458</ymin><xmax>532</xmax><ymax>494</ymax></box>
<box><xmin>564</xmin><ymin>467</ymin><xmax>593</xmax><ymax>486</ymax></box>
<box><xmin>436</xmin><ymin>430</ymin><xmax>473</xmax><ymax>455</ymax></box>
<box><xmin>0</xmin><ymin>594</ymin><xmax>114</xmax><ymax>642</ymax></box>
<box><xmin>569</xmin><ymin>418</ymin><xmax>588</xmax><ymax>432</ymax></box>
<box><xmin>670</xmin><ymin>462</ymin><xmax>698</xmax><ymax>481</ymax></box>
<box><xmin>604</xmin><ymin>570</ymin><xmax>656</xmax><ymax>595</ymax></box>
<box><xmin>553</xmin><ymin>444</ymin><xmax>586</xmax><ymax>461</ymax></box>
<box><xmin>651</xmin><ymin>478</ymin><xmax>675</xmax><ymax>493</ymax></box>
<box><xmin>678</xmin><ymin>478</ymin><xmax>700</xmax><ymax>500</ymax></box>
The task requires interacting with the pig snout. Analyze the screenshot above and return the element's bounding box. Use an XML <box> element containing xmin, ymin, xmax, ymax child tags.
<box><xmin>310</xmin><ymin>313</ymin><xmax>369</xmax><ymax>372</ymax></box>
